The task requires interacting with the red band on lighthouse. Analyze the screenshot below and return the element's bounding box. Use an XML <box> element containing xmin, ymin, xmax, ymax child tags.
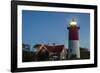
<box><xmin>68</xmin><ymin>26</ymin><xmax>79</xmax><ymax>40</ymax></box>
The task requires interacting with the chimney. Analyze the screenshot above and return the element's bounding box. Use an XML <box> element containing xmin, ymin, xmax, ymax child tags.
<box><xmin>53</xmin><ymin>43</ymin><xmax>56</xmax><ymax>46</ymax></box>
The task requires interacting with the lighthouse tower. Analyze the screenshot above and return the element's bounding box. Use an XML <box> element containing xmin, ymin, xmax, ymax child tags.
<box><xmin>67</xmin><ymin>18</ymin><xmax>80</xmax><ymax>59</ymax></box>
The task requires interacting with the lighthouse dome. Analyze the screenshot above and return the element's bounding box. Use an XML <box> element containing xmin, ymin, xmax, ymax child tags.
<box><xmin>70</xmin><ymin>18</ymin><xmax>77</xmax><ymax>26</ymax></box>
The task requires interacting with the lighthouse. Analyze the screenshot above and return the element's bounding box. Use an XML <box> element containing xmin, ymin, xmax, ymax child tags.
<box><xmin>67</xmin><ymin>18</ymin><xmax>80</xmax><ymax>59</ymax></box>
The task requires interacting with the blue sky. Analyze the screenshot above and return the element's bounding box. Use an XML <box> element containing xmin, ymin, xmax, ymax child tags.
<box><xmin>22</xmin><ymin>10</ymin><xmax>90</xmax><ymax>51</ymax></box>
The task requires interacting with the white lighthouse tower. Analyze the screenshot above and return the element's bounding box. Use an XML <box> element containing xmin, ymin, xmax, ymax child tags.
<box><xmin>67</xmin><ymin>18</ymin><xmax>80</xmax><ymax>59</ymax></box>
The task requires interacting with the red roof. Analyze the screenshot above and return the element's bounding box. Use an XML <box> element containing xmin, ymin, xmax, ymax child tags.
<box><xmin>45</xmin><ymin>45</ymin><xmax>64</xmax><ymax>54</ymax></box>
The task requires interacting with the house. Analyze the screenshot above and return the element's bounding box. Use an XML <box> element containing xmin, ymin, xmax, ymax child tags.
<box><xmin>34</xmin><ymin>44</ymin><xmax>67</xmax><ymax>61</ymax></box>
